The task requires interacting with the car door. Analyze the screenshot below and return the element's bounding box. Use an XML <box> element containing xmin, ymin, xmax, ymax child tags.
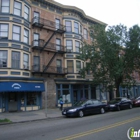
<box><xmin>92</xmin><ymin>100</ymin><xmax>102</xmax><ymax>113</ymax></box>
<box><xmin>120</xmin><ymin>98</ymin><xmax>128</xmax><ymax>109</ymax></box>
<box><xmin>84</xmin><ymin>100</ymin><xmax>94</xmax><ymax>115</ymax></box>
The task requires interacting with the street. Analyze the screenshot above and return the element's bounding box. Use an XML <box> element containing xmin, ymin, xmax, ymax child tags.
<box><xmin>0</xmin><ymin>107</ymin><xmax>140</xmax><ymax>140</ymax></box>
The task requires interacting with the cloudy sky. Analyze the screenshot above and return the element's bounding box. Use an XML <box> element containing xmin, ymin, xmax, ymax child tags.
<box><xmin>55</xmin><ymin>0</ymin><xmax>140</xmax><ymax>28</ymax></box>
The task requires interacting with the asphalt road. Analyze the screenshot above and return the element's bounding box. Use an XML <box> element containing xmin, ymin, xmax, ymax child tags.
<box><xmin>0</xmin><ymin>107</ymin><xmax>140</xmax><ymax>140</ymax></box>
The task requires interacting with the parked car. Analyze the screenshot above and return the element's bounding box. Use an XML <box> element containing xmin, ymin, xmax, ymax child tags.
<box><xmin>62</xmin><ymin>99</ymin><xmax>108</xmax><ymax>118</ymax></box>
<box><xmin>108</xmin><ymin>97</ymin><xmax>133</xmax><ymax>111</ymax></box>
<box><xmin>132</xmin><ymin>96</ymin><xmax>140</xmax><ymax>107</ymax></box>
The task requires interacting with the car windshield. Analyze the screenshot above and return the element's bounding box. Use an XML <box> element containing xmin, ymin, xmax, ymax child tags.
<box><xmin>109</xmin><ymin>98</ymin><xmax>121</xmax><ymax>104</ymax></box>
<box><xmin>74</xmin><ymin>100</ymin><xmax>87</xmax><ymax>106</ymax></box>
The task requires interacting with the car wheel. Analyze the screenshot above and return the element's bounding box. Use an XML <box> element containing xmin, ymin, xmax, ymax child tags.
<box><xmin>78</xmin><ymin>110</ymin><xmax>84</xmax><ymax>117</ymax></box>
<box><xmin>117</xmin><ymin>106</ymin><xmax>120</xmax><ymax>111</ymax></box>
<box><xmin>100</xmin><ymin>108</ymin><xmax>105</xmax><ymax>114</ymax></box>
<box><xmin>129</xmin><ymin>104</ymin><xmax>132</xmax><ymax>109</ymax></box>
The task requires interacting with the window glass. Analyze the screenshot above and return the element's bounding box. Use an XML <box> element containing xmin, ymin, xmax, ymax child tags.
<box><xmin>84</xmin><ymin>28</ymin><xmax>88</xmax><ymax>39</ymax></box>
<box><xmin>56</xmin><ymin>38</ymin><xmax>61</xmax><ymax>50</ymax></box>
<box><xmin>27</xmin><ymin>93</ymin><xmax>37</xmax><ymax>106</ymax></box>
<box><xmin>14</xmin><ymin>1</ymin><xmax>21</xmax><ymax>16</ymax></box>
<box><xmin>12</xmin><ymin>51</ymin><xmax>20</xmax><ymax>69</ymax></box>
<box><xmin>62</xmin><ymin>90</ymin><xmax>71</xmax><ymax>103</ymax></box>
<box><xmin>0</xmin><ymin>24</ymin><xmax>8</xmax><ymax>38</ymax></box>
<box><xmin>55</xmin><ymin>19</ymin><xmax>60</xmax><ymax>29</ymax></box>
<box><xmin>85</xmin><ymin>100</ymin><xmax>93</xmax><ymax>105</ymax></box>
<box><xmin>24</xmin><ymin>29</ymin><xmax>29</xmax><ymax>44</ymax></box>
<box><xmin>74</xmin><ymin>22</ymin><xmax>79</xmax><ymax>34</ymax></box>
<box><xmin>76</xmin><ymin>61</ymin><xmax>81</xmax><ymax>73</ymax></box>
<box><xmin>1</xmin><ymin>0</ymin><xmax>10</xmax><ymax>13</ymax></box>
<box><xmin>0</xmin><ymin>51</ymin><xmax>7</xmax><ymax>68</ymax></box>
<box><xmin>75</xmin><ymin>41</ymin><xmax>80</xmax><ymax>53</ymax></box>
<box><xmin>23</xmin><ymin>53</ymin><xmax>29</xmax><ymax>69</ymax></box>
<box><xmin>24</xmin><ymin>5</ymin><xmax>29</xmax><ymax>20</ymax></box>
<box><xmin>65</xmin><ymin>21</ymin><xmax>72</xmax><ymax>32</ymax></box>
<box><xmin>67</xmin><ymin>60</ymin><xmax>74</xmax><ymax>73</ymax></box>
<box><xmin>13</xmin><ymin>25</ymin><xmax>20</xmax><ymax>41</ymax></box>
<box><xmin>66</xmin><ymin>40</ymin><xmax>73</xmax><ymax>52</ymax></box>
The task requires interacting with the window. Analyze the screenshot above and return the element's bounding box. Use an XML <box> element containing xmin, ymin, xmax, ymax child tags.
<box><xmin>1</xmin><ymin>0</ymin><xmax>10</xmax><ymax>13</ymax></box>
<box><xmin>67</xmin><ymin>60</ymin><xmax>74</xmax><ymax>73</ymax></box>
<box><xmin>56</xmin><ymin>38</ymin><xmax>61</xmax><ymax>50</ymax></box>
<box><xmin>55</xmin><ymin>19</ymin><xmax>60</xmax><ymax>29</ymax></box>
<box><xmin>80</xmin><ymin>25</ymin><xmax>82</xmax><ymax>35</ymax></box>
<box><xmin>90</xmin><ymin>30</ymin><xmax>94</xmax><ymax>41</ymax></box>
<box><xmin>65</xmin><ymin>21</ymin><xmax>72</xmax><ymax>32</ymax></box>
<box><xmin>75</xmin><ymin>41</ymin><xmax>80</xmax><ymax>53</ymax></box>
<box><xmin>33</xmin><ymin>56</ymin><xmax>40</xmax><ymax>71</ymax></box>
<box><xmin>23</xmin><ymin>53</ymin><xmax>29</xmax><ymax>69</ymax></box>
<box><xmin>27</xmin><ymin>93</ymin><xmax>37</xmax><ymax>106</ymax></box>
<box><xmin>74</xmin><ymin>22</ymin><xmax>79</xmax><ymax>34</ymax></box>
<box><xmin>84</xmin><ymin>28</ymin><xmax>88</xmax><ymax>39</ymax></box>
<box><xmin>0</xmin><ymin>24</ymin><xmax>8</xmax><ymax>38</ymax></box>
<box><xmin>66</xmin><ymin>40</ymin><xmax>73</xmax><ymax>52</ymax></box>
<box><xmin>33</xmin><ymin>33</ymin><xmax>39</xmax><ymax>46</ymax></box>
<box><xmin>0</xmin><ymin>51</ymin><xmax>7</xmax><ymax>68</ymax></box>
<box><xmin>14</xmin><ymin>1</ymin><xmax>21</xmax><ymax>16</ymax></box>
<box><xmin>13</xmin><ymin>25</ymin><xmax>21</xmax><ymax>41</ymax></box>
<box><xmin>24</xmin><ymin>28</ymin><xmax>29</xmax><ymax>44</ymax></box>
<box><xmin>12</xmin><ymin>51</ymin><xmax>20</xmax><ymax>69</ymax></box>
<box><xmin>56</xmin><ymin>59</ymin><xmax>62</xmax><ymax>73</ymax></box>
<box><xmin>76</xmin><ymin>61</ymin><xmax>81</xmax><ymax>73</ymax></box>
<box><xmin>24</xmin><ymin>5</ymin><xmax>29</xmax><ymax>20</ymax></box>
<box><xmin>33</xmin><ymin>12</ymin><xmax>39</xmax><ymax>23</ymax></box>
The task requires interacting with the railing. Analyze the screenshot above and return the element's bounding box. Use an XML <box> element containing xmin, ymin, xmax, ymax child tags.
<box><xmin>32</xmin><ymin>65</ymin><xmax>68</xmax><ymax>74</ymax></box>
<box><xmin>32</xmin><ymin>17</ymin><xmax>66</xmax><ymax>32</ymax></box>
<box><xmin>32</xmin><ymin>40</ymin><xmax>66</xmax><ymax>52</ymax></box>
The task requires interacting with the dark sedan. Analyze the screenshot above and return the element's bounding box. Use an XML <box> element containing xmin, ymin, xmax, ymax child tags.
<box><xmin>62</xmin><ymin>99</ymin><xmax>108</xmax><ymax>117</ymax></box>
<box><xmin>132</xmin><ymin>96</ymin><xmax>140</xmax><ymax>107</ymax></box>
<box><xmin>108</xmin><ymin>97</ymin><xmax>133</xmax><ymax>111</ymax></box>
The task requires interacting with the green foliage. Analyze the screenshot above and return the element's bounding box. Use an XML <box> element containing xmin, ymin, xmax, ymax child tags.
<box><xmin>79</xmin><ymin>24</ymin><xmax>140</xmax><ymax>96</ymax></box>
<box><xmin>0</xmin><ymin>118</ymin><xmax>11</xmax><ymax>123</ymax></box>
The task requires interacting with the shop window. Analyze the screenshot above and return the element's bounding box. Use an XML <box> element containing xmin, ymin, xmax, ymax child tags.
<box><xmin>27</xmin><ymin>93</ymin><xmax>37</xmax><ymax>106</ymax></box>
<box><xmin>20</xmin><ymin>93</ymin><xmax>25</xmax><ymax>106</ymax></box>
<box><xmin>63</xmin><ymin>90</ymin><xmax>71</xmax><ymax>103</ymax></box>
<box><xmin>63</xmin><ymin>85</ymin><xmax>69</xmax><ymax>89</ymax></box>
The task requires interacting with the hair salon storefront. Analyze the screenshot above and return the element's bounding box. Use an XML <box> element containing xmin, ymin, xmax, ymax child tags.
<box><xmin>0</xmin><ymin>81</ymin><xmax>45</xmax><ymax>113</ymax></box>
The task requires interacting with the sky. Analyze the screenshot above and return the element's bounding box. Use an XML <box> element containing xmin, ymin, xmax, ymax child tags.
<box><xmin>54</xmin><ymin>0</ymin><xmax>140</xmax><ymax>29</ymax></box>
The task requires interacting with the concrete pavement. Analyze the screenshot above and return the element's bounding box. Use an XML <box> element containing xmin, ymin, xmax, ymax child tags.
<box><xmin>0</xmin><ymin>108</ymin><xmax>63</xmax><ymax>124</ymax></box>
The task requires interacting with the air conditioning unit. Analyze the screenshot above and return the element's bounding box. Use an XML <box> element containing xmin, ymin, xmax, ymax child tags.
<box><xmin>23</xmin><ymin>65</ymin><xmax>29</xmax><ymax>70</ymax></box>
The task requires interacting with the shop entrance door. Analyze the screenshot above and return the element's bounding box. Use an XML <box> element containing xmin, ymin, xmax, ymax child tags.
<box><xmin>9</xmin><ymin>93</ymin><xmax>17</xmax><ymax>112</ymax></box>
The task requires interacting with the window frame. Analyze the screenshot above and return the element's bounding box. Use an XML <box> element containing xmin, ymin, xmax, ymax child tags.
<box><xmin>12</xmin><ymin>25</ymin><xmax>21</xmax><ymax>41</ymax></box>
<box><xmin>66</xmin><ymin>40</ymin><xmax>73</xmax><ymax>52</ymax></box>
<box><xmin>55</xmin><ymin>18</ymin><xmax>60</xmax><ymax>29</ymax></box>
<box><xmin>24</xmin><ymin>5</ymin><xmax>29</xmax><ymax>20</ymax></box>
<box><xmin>76</xmin><ymin>60</ymin><xmax>81</xmax><ymax>73</ymax></box>
<box><xmin>11</xmin><ymin>51</ymin><xmax>20</xmax><ymax>69</ymax></box>
<box><xmin>65</xmin><ymin>20</ymin><xmax>72</xmax><ymax>32</ymax></box>
<box><xmin>24</xmin><ymin>28</ymin><xmax>29</xmax><ymax>44</ymax></box>
<box><xmin>0</xmin><ymin>50</ymin><xmax>8</xmax><ymax>68</ymax></box>
<box><xmin>75</xmin><ymin>40</ymin><xmax>80</xmax><ymax>53</ymax></box>
<box><xmin>1</xmin><ymin>0</ymin><xmax>10</xmax><ymax>13</ymax></box>
<box><xmin>84</xmin><ymin>28</ymin><xmax>88</xmax><ymax>39</ymax></box>
<box><xmin>13</xmin><ymin>0</ymin><xmax>22</xmax><ymax>16</ymax></box>
<box><xmin>74</xmin><ymin>22</ymin><xmax>79</xmax><ymax>34</ymax></box>
<box><xmin>56</xmin><ymin>38</ymin><xmax>61</xmax><ymax>50</ymax></box>
<box><xmin>0</xmin><ymin>24</ymin><xmax>9</xmax><ymax>39</ymax></box>
<box><xmin>67</xmin><ymin>60</ymin><xmax>74</xmax><ymax>73</ymax></box>
<box><xmin>23</xmin><ymin>53</ymin><xmax>29</xmax><ymax>69</ymax></box>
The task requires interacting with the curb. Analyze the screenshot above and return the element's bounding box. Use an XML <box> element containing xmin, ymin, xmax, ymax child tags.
<box><xmin>0</xmin><ymin>116</ymin><xmax>63</xmax><ymax>126</ymax></box>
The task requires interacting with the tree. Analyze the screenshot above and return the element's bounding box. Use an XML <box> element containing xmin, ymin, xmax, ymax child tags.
<box><xmin>79</xmin><ymin>24</ymin><xmax>140</xmax><ymax>97</ymax></box>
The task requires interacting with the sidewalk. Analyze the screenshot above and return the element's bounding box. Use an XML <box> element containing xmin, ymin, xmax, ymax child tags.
<box><xmin>0</xmin><ymin>108</ymin><xmax>63</xmax><ymax>124</ymax></box>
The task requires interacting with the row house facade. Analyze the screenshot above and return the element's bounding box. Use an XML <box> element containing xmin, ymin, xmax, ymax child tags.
<box><xmin>0</xmin><ymin>0</ymin><xmax>139</xmax><ymax>113</ymax></box>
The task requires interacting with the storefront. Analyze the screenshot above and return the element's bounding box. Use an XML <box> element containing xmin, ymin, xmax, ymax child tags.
<box><xmin>0</xmin><ymin>81</ymin><xmax>45</xmax><ymax>113</ymax></box>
